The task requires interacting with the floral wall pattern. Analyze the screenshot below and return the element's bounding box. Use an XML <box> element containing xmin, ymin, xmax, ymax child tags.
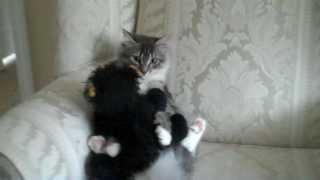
<box><xmin>304</xmin><ymin>0</ymin><xmax>320</xmax><ymax>147</ymax></box>
<box><xmin>56</xmin><ymin>0</ymin><xmax>137</xmax><ymax>75</ymax></box>
<box><xmin>138</xmin><ymin>0</ymin><xmax>320</xmax><ymax>147</ymax></box>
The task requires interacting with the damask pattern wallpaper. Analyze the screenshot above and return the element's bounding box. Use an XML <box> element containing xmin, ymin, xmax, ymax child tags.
<box><xmin>121</xmin><ymin>0</ymin><xmax>138</xmax><ymax>32</ymax></box>
<box><xmin>304</xmin><ymin>0</ymin><xmax>320</xmax><ymax>148</ymax></box>
<box><xmin>137</xmin><ymin>0</ymin><xmax>320</xmax><ymax>147</ymax></box>
<box><xmin>56</xmin><ymin>0</ymin><xmax>137</xmax><ymax>75</ymax></box>
<box><xmin>0</xmin><ymin>1</ymin><xmax>319</xmax><ymax>179</ymax></box>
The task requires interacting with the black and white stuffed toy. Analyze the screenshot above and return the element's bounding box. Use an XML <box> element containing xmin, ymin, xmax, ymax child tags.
<box><xmin>84</xmin><ymin>31</ymin><xmax>189</xmax><ymax>180</ymax></box>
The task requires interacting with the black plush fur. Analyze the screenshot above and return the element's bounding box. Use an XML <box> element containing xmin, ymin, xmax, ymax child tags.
<box><xmin>84</xmin><ymin>61</ymin><xmax>188</xmax><ymax>180</ymax></box>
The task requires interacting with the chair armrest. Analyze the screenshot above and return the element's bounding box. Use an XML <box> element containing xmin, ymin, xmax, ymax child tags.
<box><xmin>0</xmin><ymin>65</ymin><xmax>94</xmax><ymax>180</ymax></box>
<box><xmin>0</xmin><ymin>153</ymin><xmax>23</xmax><ymax>180</ymax></box>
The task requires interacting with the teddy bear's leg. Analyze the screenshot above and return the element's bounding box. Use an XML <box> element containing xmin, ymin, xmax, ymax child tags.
<box><xmin>146</xmin><ymin>88</ymin><xmax>167</xmax><ymax>111</ymax></box>
<box><xmin>170</xmin><ymin>113</ymin><xmax>189</xmax><ymax>145</ymax></box>
<box><xmin>87</xmin><ymin>136</ymin><xmax>121</xmax><ymax>157</ymax></box>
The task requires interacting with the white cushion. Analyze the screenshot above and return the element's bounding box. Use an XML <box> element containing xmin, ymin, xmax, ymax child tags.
<box><xmin>0</xmin><ymin>63</ymin><xmax>95</xmax><ymax>180</ymax></box>
<box><xmin>193</xmin><ymin>142</ymin><xmax>320</xmax><ymax>180</ymax></box>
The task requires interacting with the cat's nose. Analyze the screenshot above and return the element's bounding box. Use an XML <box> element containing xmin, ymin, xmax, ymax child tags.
<box><xmin>141</xmin><ymin>66</ymin><xmax>147</xmax><ymax>74</ymax></box>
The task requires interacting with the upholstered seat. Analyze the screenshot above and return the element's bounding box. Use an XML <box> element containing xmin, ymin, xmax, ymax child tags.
<box><xmin>1</xmin><ymin>0</ymin><xmax>320</xmax><ymax>179</ymax></box>
<box><xmin>194</xmin><ymin>142</ymin><xmax>320</xmax><ymax>180</ymax></box>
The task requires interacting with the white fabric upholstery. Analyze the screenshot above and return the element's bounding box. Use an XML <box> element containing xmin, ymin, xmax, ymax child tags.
<box><xmin>1</xmin><ymin>0</ymin><xmax>320</xmax><ymax>179</ymax></box>
<box><xmin>193</xmin><ymin>142</ymin><xmax>320</xmax><ymax>180</ymax></box>
<box><xmin>0</xmin><ymin>1</ymin><xmax>139</xmax><ymax>178</ymax></box>
<box><xmin>0</xmin><ymin>153</ymin><xmax>23</xmax><ymax>180</ymax></box>
<box><xmin>137</xmin><ymin>0</ymin><xmax>320</xmax><ymax>148</ymax></box>
<box><xmin>0</xmin><ymin>64</ymin><xmax>95</xmax><ymax>180</ymax></box>
<box><xmin>0</xmin><ymin>60</ymin><xmax>319</xmax><ymax>180</ymax></box>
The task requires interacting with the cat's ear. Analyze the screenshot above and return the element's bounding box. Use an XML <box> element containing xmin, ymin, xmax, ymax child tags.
<box><xmin>122</xmin><ymin>29</ymin><xmax>136</xmax><ymax>48</ymax></box>
<box><xmin>122</xmin><ymin>29</ymin><xmax>136</xmax><ymax>43</ymax></box>
<box><xmin>156</xmin><ymin>35</ymin><xmax>175</xmax><ymax>52</ymax></box>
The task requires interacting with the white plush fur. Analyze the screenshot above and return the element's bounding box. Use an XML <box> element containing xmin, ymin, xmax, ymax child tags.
<box><xmin>138</xmin><ymin>60</ymin><xmax>170</xmax><ymax>94</ymax></box>
<box><xmin>155</xmin><ymin>126</ymin><xmax>172</xmax><ymax>146</ymax></box>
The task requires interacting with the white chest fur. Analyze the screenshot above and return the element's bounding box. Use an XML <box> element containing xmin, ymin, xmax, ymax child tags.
<box><xmin>138</xmin><ymin>63</ymin><xmax>170</xmax><ymax>94</ymax></box>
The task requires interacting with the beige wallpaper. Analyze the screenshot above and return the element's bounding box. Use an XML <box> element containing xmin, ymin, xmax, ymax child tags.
<box><xmin>25</xmin><ymin>0</ymin><xmax>58</xmax><ymax>90</ymax></box>
<box><xmin>137</xmin><ymin>0</ymin><xmax>320</xmax><ymax>148</ymax></box>
<box><xmin>25</xmin><ymin>0</ymin><xmax>137</xmax><ymax>90</ymax></box>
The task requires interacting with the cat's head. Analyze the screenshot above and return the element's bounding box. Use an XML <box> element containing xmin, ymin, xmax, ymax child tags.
<box><xmin>119</xmin><ymin>30</ymin><xmax>173</xmax><ymax>81</ymax></box>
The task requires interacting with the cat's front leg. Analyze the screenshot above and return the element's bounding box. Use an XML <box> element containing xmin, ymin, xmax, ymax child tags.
<box><xmin>154</xmin><ymin>112</ymin><xmax>172</xmax><ymax>146</ymax></box>
<box><xmin>87</xmin><ymin>136</ymin><xmax>121</xmax><ymax>157</ymax></box>
<box><xmin>155</xmin><ymin>126</ymin><xmax>172</xmax><ymax>146</ymax></box>
<box><xmin>181</xmin><ymin>118</ymin><xmax>206</xmax><ymax>156</ymax></box>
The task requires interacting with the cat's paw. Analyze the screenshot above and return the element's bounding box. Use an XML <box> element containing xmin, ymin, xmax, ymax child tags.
<box><xmin>156</xmin><ymin>126</ymin><xmax>172</xmax><ymax>146</ymax></box>
<box><xmin>181</xmin><ymin>117</ymin><xmax>207</xmax><ymax>155</ymax></box>
<box><xmin>190</xmin><ymin>117</ymin><xmax>207</xmax><ymax>134</ymax></box>
<box><xmin>87</xmin><ymin>136</ymin><xmax>121</xmax><ymax>157</ymax></box>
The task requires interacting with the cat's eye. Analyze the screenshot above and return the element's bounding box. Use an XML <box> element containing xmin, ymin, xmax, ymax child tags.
<box><xmin>151</xmin><ymin>58</ymin><xmax>160</xmax><ymax>64</ymax></box>
<box><xmin>131</xmin><ymin>55</ymin><xmax>140</xmax><ymax>63</ymax></box>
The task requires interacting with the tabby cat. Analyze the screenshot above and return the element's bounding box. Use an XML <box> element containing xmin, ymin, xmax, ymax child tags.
<box><xmin>85</xmin><ymin>31</ymin><xmax>206</xmax><ymax>180</ymax></box>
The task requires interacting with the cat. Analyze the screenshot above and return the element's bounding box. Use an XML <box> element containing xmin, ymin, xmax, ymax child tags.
<box><xmin>118</xmin><ymin>31</ymin><xmax>207</xmax><ymax>180</ymax></box>
<box><xmin>84</xmin><ymin>30</ymin><xmax>190</xmax><ymax>180</ymax></box>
